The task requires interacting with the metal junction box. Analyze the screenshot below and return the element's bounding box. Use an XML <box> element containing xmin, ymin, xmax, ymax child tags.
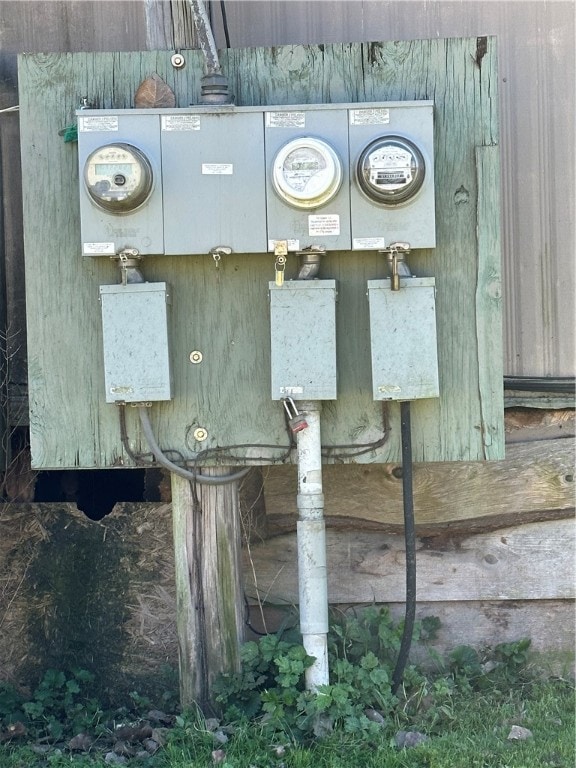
<box><xmin>77</xmin><ymin>101</ymin><xmax>435</xmax><ymax>257</ymax></box>
<box><xmin>161</xmin><ymin>111</ymin><xmax>268</xmax><ymax>254</ymax></box>
<box><xmin>349</xmin><ymin>102</ymin><xmax>435</xmax><ymax>250</ymax></box>
<box><xmin>368</xmin><ymin>277</ymin><xmax>439</xmax><ymax>401</ymax></box>
<box><xmin>269</xmin><ymin>280</ymin><xmax>337</xmax><ymax>400</ymax></box>
<box><xmin>78</xmin><ymin>113</ymin><xmax>164</xmax><ymax>256</ymax></box>
<box><xmin>264</xmin><ymin>105</ymin><xmax>352</xmax><ymax>252</ymax></box>
<box><xmin>99</xmin><ymin>282</ymin><xmax>172</xmax><ymax>403</ymax></box>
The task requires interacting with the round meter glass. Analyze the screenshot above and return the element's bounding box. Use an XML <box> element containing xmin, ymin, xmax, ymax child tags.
<box><xmin>272</xmin><ymin>137</ymin><xmax>343</xmax><ymax>209</ymax></box>
<box><xmin>84</xmin><ymin>143</ymin><xmax>153</xmax><ymax>213</ymax></box>
<box><xmin>356</xmin><ymin>135</ymin><xmax>426</xmax><ymax>206</ymax></box>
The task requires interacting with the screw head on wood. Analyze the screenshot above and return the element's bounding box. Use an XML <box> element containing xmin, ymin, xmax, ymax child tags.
<box><xmin>171</xmin><ymin>53</ymin><xmax>185</xmax><ymax>69</ymax></box>
<box><xmin>193</xmin><ymin>427</ymin><xmax>208</xmax><ymax>442</ymax></box>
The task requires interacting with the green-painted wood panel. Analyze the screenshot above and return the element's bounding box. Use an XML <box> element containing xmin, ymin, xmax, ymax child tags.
<box><xmin>18</xmin><ymin>39</ymin><xmax>503</xmax><ymax>469</ymax></box>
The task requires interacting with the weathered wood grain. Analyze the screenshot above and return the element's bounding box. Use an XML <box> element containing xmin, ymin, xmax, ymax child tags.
<box><xmin>242</xmin><ymin>518</ymin><xmax>576</xmax><ymax>606</ymax></box>
<box><xmin>18</xmin><ymin>39</ymin><xmax>503</xmax><ymax>469</ymax></box>
<box><xmin>262</xmin><ymin>438</ymin><xmax>575</xmax><ymax>536</ymax></box>
<box><xmin>171</xmin><ymin>472</ymin><xmax>244</xmax><ymax>709</ymax></box>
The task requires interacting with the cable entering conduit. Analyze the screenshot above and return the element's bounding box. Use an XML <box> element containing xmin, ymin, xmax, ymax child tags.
<box><xmin>138</xmin><ymin>406</ymin><xmax>250</xmax><ymax>486</ymax></box>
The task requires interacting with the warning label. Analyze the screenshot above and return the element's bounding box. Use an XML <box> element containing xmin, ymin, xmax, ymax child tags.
<box><xmin>308</xmin><ymin>214</ymin><xmax>340</xmax><ymax>236</ymax></box>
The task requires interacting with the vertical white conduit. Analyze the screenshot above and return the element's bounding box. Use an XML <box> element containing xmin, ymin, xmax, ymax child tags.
<box><xmin>296</xmin><ymin>401</ymin><xmax>329</xmax><ymax>690</ymax></box>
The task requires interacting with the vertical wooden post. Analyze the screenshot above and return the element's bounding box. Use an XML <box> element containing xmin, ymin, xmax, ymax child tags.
<box><xmin>171</xmin><ymin>469</ymin><xmax>244</xmax><ymax>711</ymax></box>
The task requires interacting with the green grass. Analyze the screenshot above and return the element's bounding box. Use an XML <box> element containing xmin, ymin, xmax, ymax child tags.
<box><xmin>2</xmin><ymin>677</ymin><xmax>570</xmax><ymax>768</ymax></box>
<box><xmin>160</xmin><ymin>679</ymin><xmax>575</xmax><ymax>768</ymax></box>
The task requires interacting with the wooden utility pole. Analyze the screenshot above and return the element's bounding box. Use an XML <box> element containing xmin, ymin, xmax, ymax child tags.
<box><xmin>171</xmin><ymin>470</ymin><xmax>244</xmax><ymax>710</ymax></box>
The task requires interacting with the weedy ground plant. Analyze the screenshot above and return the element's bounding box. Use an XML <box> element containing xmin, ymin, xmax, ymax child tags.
<box><xmin>0</xmin><ymin>609</ymin><xmax>573</xmax><ymax>767</ymax></box>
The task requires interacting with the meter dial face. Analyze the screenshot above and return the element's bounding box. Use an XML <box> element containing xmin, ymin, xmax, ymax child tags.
<box><xmin>357</xmin><ymin>135</ymin><xmax>426</xmax><ymax>206</ymax></box>
<box><xmin>84</xmin><ymin>143</ymin><xmax>153</xmax><ymax>213</ymax></box>
<box><xmin>272</xmin><ymin>137</ymin><xmax>343</xmax><ymax>209</ymax></box>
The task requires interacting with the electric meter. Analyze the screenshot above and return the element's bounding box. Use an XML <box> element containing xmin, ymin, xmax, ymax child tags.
<box><xmin>272</xmin><ymin>137</ymin><xmax>342</xmax><ymax>209</ymax></box>
<box><xmin>84</xmin><ymin>143</ymin><xmax>153</xmax><ymax>213</ymax></box>
<box><xmin>356</xmin><ymin>135</ymin><xmax>426</xmax><ymax>206</ymax></box>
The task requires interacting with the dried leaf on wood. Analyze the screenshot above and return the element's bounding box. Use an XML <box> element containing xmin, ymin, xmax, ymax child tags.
<box><xmin>134</xmin><ymin>74</ymin><xmax>176</xmax><ymax>109</ymax></box>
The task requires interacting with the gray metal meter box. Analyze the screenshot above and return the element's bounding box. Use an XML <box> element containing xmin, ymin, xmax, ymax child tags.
<box><xmin>368</xmin><ymin>277</ymin><xmax>439</xmax><ymax>401</ymax></box>
<box><xmin>264</xmin><ymin>106</ymin><xmax>352</xmax><ymax>252</ymax></box>
<box><xmin>161</xmin><ymin>111</ymin><xmax>268</xmax><ymax>254</ymax></box>
<box><xmin>269</xmin><ymin>280</ymin><xmax>337</xmax><ymax>400</ymax></box>
<box><xmin>349</xmin><ymin>102</ymin><xmax>435</xmax><ymax>250</ymax></box>
<box><xmin>99</xmin><ymin>282</ymin><xmax>172</xmax><ymax>403</ymax></box>
<box><xmin>78</xmin><ymin>112</ymin><xmax>164</xmax><ymax>256</ymax></box>
<box><xmin>78</xmin><ymin>101</ymin><xmax>434</xmax><ymax>257</ymax></box>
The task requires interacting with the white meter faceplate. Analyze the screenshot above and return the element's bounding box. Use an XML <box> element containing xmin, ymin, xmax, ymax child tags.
<box><xmin>272</xmin><ymin>137</ymin><xmax>343</xmax><ymax>209</ymax></box>
<box><xmin>84</xmin><ymin>143</ymin><xmax>153</xmax><ymax>213</ymax></box>
<box><xmin>356</xmin><ymin>135</ymin><xmax>426</xmax><ymax>206</ymax></box>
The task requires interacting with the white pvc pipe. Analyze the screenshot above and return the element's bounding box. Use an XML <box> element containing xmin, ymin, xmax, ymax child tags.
<box><xmin>296</xmin><ymin>401</ymin><xmax>329</xmax><ymax>690</ymax></box>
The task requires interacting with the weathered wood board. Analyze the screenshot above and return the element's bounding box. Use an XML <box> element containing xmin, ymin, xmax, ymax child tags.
<box><xmin>262</xmin><ymin>438</ymin><xmax>576</xmax><ymax>535</ymax></box>
<box><xmin>242</xmin><ymin>518</ymin><xmax>576</xmax><ymax>606</ymax></box>
<box><xmin>18</xmin><ymin>39</ymin><xmax>503</xmax><ymax>469</ymax></box>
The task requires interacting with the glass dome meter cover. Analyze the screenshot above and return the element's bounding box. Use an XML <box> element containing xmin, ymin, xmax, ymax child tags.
<box><xmin>272</xmin><ymin>136</ymin><xmax>343</xmax><ymax>209</ymax></box>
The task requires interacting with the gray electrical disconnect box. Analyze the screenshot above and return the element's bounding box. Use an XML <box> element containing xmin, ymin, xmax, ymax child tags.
<box><xmin>100</xmin><ymin>282</ymin><xmax>172</xmax><ymax>403</ymax></box>
<box><xmin>269</xmin><ymin>280</ymin><xmax>337</xmax><ymax>400</ymax></box>
<box><xmin>368</xmin><ymin>277</ymin><xmax>439</xmax><ymax>401</ymax></box>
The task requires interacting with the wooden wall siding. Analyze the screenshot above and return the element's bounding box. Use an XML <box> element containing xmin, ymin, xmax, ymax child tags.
<box><xmin>242</xmin><ymin>518</ymin><xmax>576</xmax><ymax>606</ymax></box>
<box><xmin>262</xmin><ymin>438</ymin><xmax>576</xmax><ymax>537</ymax></box>
<box><xmin>18</xmin><ymin>39</ymin><xmax>503</xmax><ymax>470</ymax></box>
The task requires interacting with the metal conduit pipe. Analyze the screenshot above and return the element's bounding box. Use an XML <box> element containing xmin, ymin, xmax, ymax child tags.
<box><xmin>187</xmin><ymin>0</ymin><xmax>232</xmax><ymax>104</ymax></box>
<box><xmin>138</xmin><ymin>406</ymin><xmax>250</xmax><ymax>486</ymax></box>
<box><xmin>296</xmin><ymin>400</ymin><xmax>329</xmax><ymax>690</ymax></box>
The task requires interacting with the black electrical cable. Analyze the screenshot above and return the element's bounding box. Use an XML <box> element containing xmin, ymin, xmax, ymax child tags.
<box><xmin>503</xmin><ymin>376</ymin><xmax>575</xmax><ymax>394</ymax></box>
<box><xmin>220</xmin><ymin>0</ymin><xmax>231</xmax><ymax>48</ymax></box>
<box><xmin>392</xmin><ymin>400</ymin><xmax>417</xmax><ymax>694</ymax></box>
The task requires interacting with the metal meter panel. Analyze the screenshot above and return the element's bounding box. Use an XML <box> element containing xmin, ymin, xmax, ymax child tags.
<box><xmin>100</xmin><ymin>282</ymin><xmax>172</xmax><ymax>403</ymax></box>
<box><xmin>269</xmin><ymin>280</ymin><xmax>337</xmax><ymax>400</ymax></box>
<box><xmin>77</xmin><ymin>111</ymin><xmax>164</xmax><ymax>256</ymax></box>
<box><xmin>368</xmin><ymin>277</ymin><xmax>439</xmax><ymax>401</ymax></box>
<box><xmin>349</xmin><ymin>102</ymin><xmax>436</xmax><ymax>250</ymax></box>
<box><xmin>161</xmin><ymin>110</ymin><xmax>267</xmax><ymax>254</ymax></box>
<box><xmin>264</xmin><ymin>106</ymin><xmax>351</xmax><ymax>252</ymax></box>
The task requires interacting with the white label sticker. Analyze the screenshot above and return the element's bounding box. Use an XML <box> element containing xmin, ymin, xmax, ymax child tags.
<box><xmin>266</xmin><ymin>111</ymin><xmax>306</xmax><ymax>128</ymax></box>
<box><xmin>308</xmin><ymin>214</ymin><xmax>340</xmax><ymax>236</ymax></box>
<box><xmin>279</xmin><ymin>386</ymin><xmax>304</xmax><ymax>395</ymax></box>
<box><xmin>268</xmin><ymin>239</ymin><xmax>300</xmax><ymax>252</ymax></box>
<box><xmin>350</xmin><ymin>108</ymin><xmax>390</xmax><ymax>126</ymax></box>
<box><xmin>202</xmin><ymin>163</ymin><xmax>233</xmax><ymax>175</ymax></box>
<box><xmin>83</xmin><ymin>242</ymin><xmax>115</xmax><ymax>255</ymax></box>
<box><xmin>162</xmin><ymin>115</ymin><xmax>201</xmax><ymax>131</ymax></box>
<box><xmin>353</xmin><ymin>237</ymin><xmax>386</xmax><ymax>250</ymax></box>
<box><xmin>79</xmin><ymin>116</ymin><xmax>119</xmax><ymax>132</ymax></box>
